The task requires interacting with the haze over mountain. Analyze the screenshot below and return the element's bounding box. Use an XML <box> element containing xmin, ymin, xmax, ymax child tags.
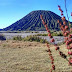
<box><xmin>2</xmin><ymin>10</ymin><xmax>70</xmax><ymax>31</ymax></box>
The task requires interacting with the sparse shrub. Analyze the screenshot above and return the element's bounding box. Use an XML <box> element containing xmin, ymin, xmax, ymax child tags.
<box><xmin>13</xmin><ymin>35</ymin><xmax>48</xmax><ymax>43</ymax></box>
<box><xmin>40</xmin><ymin>38</ymin><xmax>46</xmax><ymax>43</ymax></box>
<box><xmin>13</xmin><ymin>36</ymin><xmax>22</xmax><ymax>41</ymax></box>
<box><xmin>34</xmin><ymin>31</ymin><xmax>39</xmax><ymax>33</ymax></box>
<box><xmin>35</xmin><ymin>34</ymin><xmax>47</xmax><ymax>36</ymax></box>
<box><xmin>23</xmin><ymin>35</ymin><xmax>47</xmax><ymax>43</ymax></box>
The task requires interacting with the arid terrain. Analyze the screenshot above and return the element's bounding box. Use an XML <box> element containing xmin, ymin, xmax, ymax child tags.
<box><xmin>0</xmin><ymin>40</ymin><xmax>72</xmax><ymax>72</ymax></box>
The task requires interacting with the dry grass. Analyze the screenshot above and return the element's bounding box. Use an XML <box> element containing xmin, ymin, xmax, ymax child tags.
<box><xmin>0</xmin><ymin>40</ymin><xmax>72</xmax><ymax>72</ymax></box>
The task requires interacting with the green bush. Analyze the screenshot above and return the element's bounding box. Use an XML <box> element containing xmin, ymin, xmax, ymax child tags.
<box><xmin>40</xmin><ymin>38</ymin><xmax>46</xmax><ymax>43</ymax></box>
<box><xmin>35</xmin><ymin>34</ymin><xmax>47</xmax><ymax>36</ymax></box>
<box><xmin>23</xmin><ymin>35</ymin><xmax>48</xmax><ymax>43</ymax></box>
<box><xmin>13</xmin><ymin>35</ymin><xmax>48</xmax><ymax>43</ymax></box>
<box><xmin>13</xmin><ymin>36</ymin><xmax>22</xmax><ymax>41</ymax></box>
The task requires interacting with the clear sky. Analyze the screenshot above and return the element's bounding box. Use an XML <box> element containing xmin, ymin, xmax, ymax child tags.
<box><xmin>0</xmin><ymin>0</ymin><xmax>72</xmax><ymax>29</ymax></box>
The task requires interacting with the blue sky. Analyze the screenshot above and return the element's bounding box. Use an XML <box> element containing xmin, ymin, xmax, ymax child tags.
<box><xmin>0</xmin><ymin>0</ymin><xmax>72</xmax><ymax>29</ymax></box>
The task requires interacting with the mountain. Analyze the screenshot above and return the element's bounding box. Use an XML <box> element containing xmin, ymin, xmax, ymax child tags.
<box><xmin>2</xmin><ymin>10</ymin><xmax>70</xmax><ymax>31</ymax></box>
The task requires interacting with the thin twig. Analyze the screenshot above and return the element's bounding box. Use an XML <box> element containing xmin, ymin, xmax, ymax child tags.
<box><xmin>65</xmin><ymin>0</ymin><xmax>69</xmax><ymax>21</ymax></box>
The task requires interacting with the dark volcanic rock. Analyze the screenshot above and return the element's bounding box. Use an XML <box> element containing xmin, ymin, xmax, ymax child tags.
<box><xmin>0</xmin><ymin>34</ymin><xmax>6</xmax><ymax>40</ymax></box>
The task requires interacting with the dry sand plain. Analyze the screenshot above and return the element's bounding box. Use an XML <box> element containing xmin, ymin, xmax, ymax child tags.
<box><xmin>0</xmin><ymin>40</ymin><xmax>72</xmax><ymax>72</ymax></box>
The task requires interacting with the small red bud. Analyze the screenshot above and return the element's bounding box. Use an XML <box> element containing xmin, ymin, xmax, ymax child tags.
<box><xmin>50</xmin><ymin>38</ymin><xmax>55</xmax><ymax>42</ymax></box>
<box><xmin>57</xmin><ymin>20</ymin><xmax>60</xmax><ymax>23</ymax></box>
<box><xmin>40</xmin><ymin>15</ymin><xmax>43</xmax><ymax>20</ymax></box>
<box><xmin>46</xmin><ymin>27</ymin><xmax>48</xmax><ymax>31</ymax></box>
<box><xmin>61</xmin><ymin>16</ymin><xmax>66</xmax><ymax>21</ymax></box>
<box><xmin>51</xmin><ymin>61</ymin><xmax>54</xmax><ymax>64</ymax></box>
<box><xmin>55</xmin><ymin>46</ymin><xmax>59</xmax><ymax>50</ymax></box>
<box><xmin>65</xmin><ymin>26</ymin><xmax>68</xmax><ymax>30</ymax></box>
<box><xmin>48</xmin><ymin>33</ymin><xmax>51</xmax><ymax>36</ymax></box>
<box><xmin>52</xmin><ymin>65</ymin><xmax>55</xmax><ymax>70</ymax></box>
<box><xmin>61</xmin><ymin>13</ymin><xmax>63</xmax><ymax>16</ymax></box>
<box><xmin>68</xmin><ymin>51</ymin><xmax>72</xmax><ymax>55</ymax></box>
<box><xmin>69</xmin><ymin>34</ymin><xmax>72</xmax><ymax>38</ymax></box>
<box><xmin>44</xmin><ymin>25</ymin><xmax>47</xmax><ymax>28</ymax></box>
<box><xmin>47</xmin><ymin>30</ymin><xmax>50</xmax><ymax>33</ymax></box>
<box><xmin>63</xmin><ymin>21</ymin><xmax>67</xmax><ymax>25</ymax></box>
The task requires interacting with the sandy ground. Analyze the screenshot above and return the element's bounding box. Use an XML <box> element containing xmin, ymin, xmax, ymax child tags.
<box><xmin>0</xmin><ymin>40</ymin><xmax>72</xmax><ymax>72</ymax></box>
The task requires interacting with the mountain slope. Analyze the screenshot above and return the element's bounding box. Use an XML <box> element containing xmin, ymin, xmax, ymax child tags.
<box><xmin>2</xmin><ymin>10</ymin><xmax>65</xmax><ymax>31</ymax></box>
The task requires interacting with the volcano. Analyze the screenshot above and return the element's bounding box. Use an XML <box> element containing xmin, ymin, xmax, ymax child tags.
<box><xmin>2</xmin><ymin>10</ymin><xmax>66</xmax><ymax>31</ymax></box>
